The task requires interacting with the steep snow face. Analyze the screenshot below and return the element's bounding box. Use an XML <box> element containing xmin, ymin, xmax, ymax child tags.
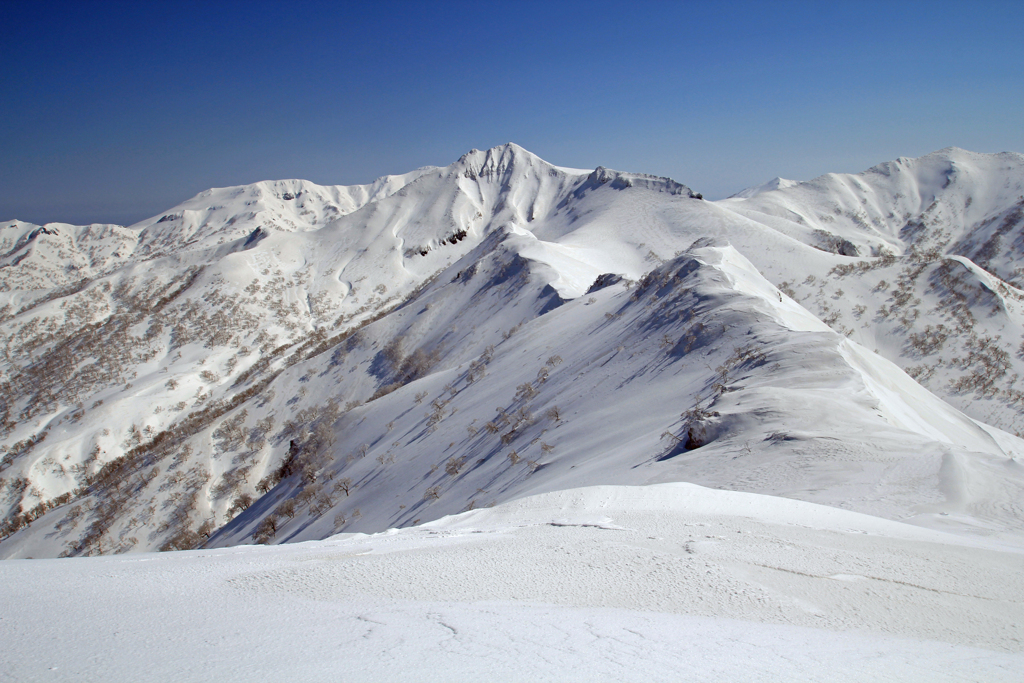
<box><xmin>2</xmin><ymin>144</ymin><xmax>1024</xmax><ymax>559</ymax></box>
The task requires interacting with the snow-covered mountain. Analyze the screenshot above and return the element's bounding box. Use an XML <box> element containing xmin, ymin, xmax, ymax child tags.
<box><xmin>2</xmin><ymin>143</ymin><xmax>1024</xmax><ymax>563</ymax></box>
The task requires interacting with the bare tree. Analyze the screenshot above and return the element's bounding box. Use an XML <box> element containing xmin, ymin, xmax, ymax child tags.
<box><xmin>228</xmin><ymin>492</ymin><xmax>254</xmax><ymax>517</ymax></box>
<box><xmin>445</xmin><ymin>456</ymin><xmax>467</xmax><ymax>476</ymax></box>
<box><xmin>252</xmin><ymin>515</ymin><xmax>278</xmax><ymax>544</ymax></box>
<box><xmin>276</xmin><ymin>498</ymin><xmax>297</xmax><ymax>519</ymax></box>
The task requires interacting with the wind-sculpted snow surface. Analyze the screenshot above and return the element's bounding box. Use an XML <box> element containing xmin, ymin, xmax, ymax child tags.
<box><xmin>2</xmin><ymin>143</ymin><xmax>1024</xmax><ymax>563</ymax></box>
<box><xmin>1</xmin><ymin>485</ymin><xmax>1021</xmax><ymax>682</ymax></box>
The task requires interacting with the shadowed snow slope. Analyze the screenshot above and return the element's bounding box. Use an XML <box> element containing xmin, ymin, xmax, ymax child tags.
<box><xmin>1</xmin><ymin>484</ymin><xmax>1021</xmax><ymax>682</ymax></box>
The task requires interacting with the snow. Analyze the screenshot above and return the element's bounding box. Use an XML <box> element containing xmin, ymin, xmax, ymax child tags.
<box><xmin>728</xmin><ymin>176</ymin><xmax>799</xmax><ymax>199</ymax></box>
<box><xmin>3</xmin><ymin>143</ymin><xmax>1024</xmax><ymax>677</ymax></box>
<box><xmin>2</xmin><ymin>484</ymin><xmax>1021</xmax><ymax>682</ymax></box>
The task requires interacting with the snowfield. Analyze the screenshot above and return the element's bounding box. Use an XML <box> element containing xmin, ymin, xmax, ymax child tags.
<box><xmin>2</xmin><ymin>143</ymin><xmax>1024</xmax><ymax>679</ymax></box>
<box><xmin>2</xmin><ymin>484</ymin><xmax>1022</xmax><ymax>682</ymax></box>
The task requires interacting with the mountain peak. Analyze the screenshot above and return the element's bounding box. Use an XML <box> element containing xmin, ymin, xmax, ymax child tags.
<box><xmin>455</xmin><ymin>143</ymin><xmax>551</xmax><ymax>179</ymax></box>
<box><xmin>727</xmin><ymin>177</ymin><xmax>798</xmax><ymax>199</ymax></box>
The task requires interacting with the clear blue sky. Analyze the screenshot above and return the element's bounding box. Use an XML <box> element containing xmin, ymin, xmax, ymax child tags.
<box><xmin>3</xmin><ymin>0</ymin><xmax>1023</xmax><ymax>226</ymax></box>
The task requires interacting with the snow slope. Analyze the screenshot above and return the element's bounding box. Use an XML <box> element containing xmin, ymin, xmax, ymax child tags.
<box><xmin>1</xmin><ymin>484</ymin><xmax>1020</xmax><ymax>682</ymax></box>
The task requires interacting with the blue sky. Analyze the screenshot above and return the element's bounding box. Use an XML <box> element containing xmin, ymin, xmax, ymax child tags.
<box><xmin>3</xmin><ymin>0</ymin><xmax>1023</xmax><ymax>225</ymax></box>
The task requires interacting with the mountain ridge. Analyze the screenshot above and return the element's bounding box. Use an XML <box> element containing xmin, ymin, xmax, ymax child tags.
<box><xmin>2</xmin><ymin>143</ymin><xmax>1024</xmax><ymax>558</ymax></box>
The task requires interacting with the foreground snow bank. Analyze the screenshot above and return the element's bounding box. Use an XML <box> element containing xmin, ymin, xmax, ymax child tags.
<box><xmin>2</xmin><ymin>483</ymin><xmax>1021</xmax><ymax>682</ymax></box>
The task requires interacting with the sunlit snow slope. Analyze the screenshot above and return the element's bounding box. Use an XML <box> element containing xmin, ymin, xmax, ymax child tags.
<box><xmin>2</xmin><ymin>143</ymin><xmax>1024</xmax><ymax>560</ymax></box>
